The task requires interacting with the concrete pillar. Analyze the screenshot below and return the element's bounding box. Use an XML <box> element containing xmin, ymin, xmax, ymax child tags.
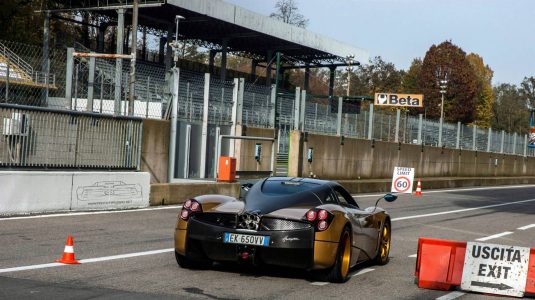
<box><xmin>266</xmin><ymin>50</ymin><xmax>273</xmax><ymax>85</ymax></box>
<box><xmin>65</xmin><ymin>48</ymin><xmax>74</xmax><ymax>105</ymax></box>
<box><xmin>237</xmin><ymin>78</ymin><xmax>245</xmax><ymax>126</ymax></box>
<box><xmin>270</xmin><ymin>84</ymin><xmax>276</xmax><ymax>128</ymax></box>
<box><xmin>367</xmin><ymin>104</ymin><xmax>374</xmax><ymax>140</ymax></box>
<box><xmin>293</xmin><ymin>87</ymin><xmax>301</xmax><ymax>130</ymax></box>
<box><xmin>336</xmin><ymin>97</ymin><xmax>343</xmax><ymax>136</ymax></box>
<box><xmin>230</xmin><ymin>78</ymin><xmax>240</xmax><ymax>157</ymax></box>
<box><xmin>456</xmin><ymin>122</ymin><xmax>461</xmax><ymax>149</ymax></box>
<box><xmin>86</xmin><ymin>56</ymin><xmax>96</xmax><ymax>112</ymax></box>
<box><xmin>287</xmin><ymin>130</ymin><xmax>302</xmax><ymax>177</ymax></box>
<box><xmin>524</xmin><ymin>134</ymin><xmax>528</xmax><ymax>157</ymax></box>
<box><xmin>487</xmin><ymin>128</ymin><xmax>492</xmax><ymax>152</ymax></box>
<box><xmin>394</xmin><ymin>109</ymin><xmax>400</xmax><ymax>143</ymax></box>
<box><xmin>115</xmin><ymin>8</ymin><xmax>125</xmax><ymax>115</ymax></box>
<box><xmin>168</xmin><ymin>68</ymin><xmax>180</xmax><ymax>182</ymax></box>
<box><xmin>220</xmin><ymin>39</ymin><xmax>228</xmax><ymax>81</ymax></box>
<box><xmin>512</xmin><ymin>133</ymin><xmax>517</xmax><ymax>154</ymax></box>
<box><xmin>300</xmin><ymin>90</ymin><xmax>306</xmax><ymax>131</ymax></box>
<box><xmin>417</xmin><ymin>114</ymin><xmax>423</xmax><ymax>145</ymax></box>
<box><xmin>328</xmin><ymin>66</ymin><xmax>336</xmax><ymax>98</ymax></box>
<box><xmin>472</xmin><ymin>125</ymin><xmax>477</xmax><ymax>151</ymax></box>
<box><xmin>500</xmin><ymin>130</ymin><xmax>505</xmax><ymax>153</ymax></box>
<box><xmin>200</xmin><ymin>73</ymin><xmax>210</xmax><ymax>178</ymax></box>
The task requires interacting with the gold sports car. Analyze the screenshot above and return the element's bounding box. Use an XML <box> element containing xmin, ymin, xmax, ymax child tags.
<box><xmin>174</xmin><ymin>177</ymin><xmax>396</xmax><ymax>282</ymax></box>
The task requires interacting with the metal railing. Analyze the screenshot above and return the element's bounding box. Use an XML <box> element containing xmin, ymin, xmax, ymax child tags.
<box><xmin>0</xmin><ymin>103</ymin><xmax>143</xmax><ymax>169</ymax></box>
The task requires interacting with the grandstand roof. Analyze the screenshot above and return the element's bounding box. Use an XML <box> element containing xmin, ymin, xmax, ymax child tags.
<box><xmin>51</xmin><ymin>0</ymin><xmax>369</xmax><ymax>66</ymax></box>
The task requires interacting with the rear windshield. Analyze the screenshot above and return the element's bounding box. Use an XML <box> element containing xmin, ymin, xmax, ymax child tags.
<box><xmin>261</xmin><ymin>180</ymin><xmax>319</xmax><ymax>195</ymax></box>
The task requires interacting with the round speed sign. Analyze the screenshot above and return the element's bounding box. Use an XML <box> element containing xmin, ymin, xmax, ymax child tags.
<box><xmin>393</xmin><ymin>176</ymin><xmax>411</xmax><ymax>193</ymax></box>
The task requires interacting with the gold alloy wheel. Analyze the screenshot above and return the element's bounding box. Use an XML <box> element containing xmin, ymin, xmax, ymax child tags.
<box><xmin>380</xmin><ymin>225</ymin><xmax>391</xmax><ymax>259</ymax></box>
<box><xmin>340</xmin><ymin>234</ymin><xmax>351</xmax><ymax>277</ymax></box>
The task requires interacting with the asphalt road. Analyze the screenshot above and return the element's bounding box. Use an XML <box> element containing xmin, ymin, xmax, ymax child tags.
<box><xmin>1</xmin><ymin>185</ymin><xmax>535</xmax><ymax>300</ymax></box>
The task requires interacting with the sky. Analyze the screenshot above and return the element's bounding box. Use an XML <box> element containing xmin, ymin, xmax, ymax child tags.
<box><xmin>225</xmin><ymin>0</ymin><xmax>535</xmax><ymax>85</ymax></box>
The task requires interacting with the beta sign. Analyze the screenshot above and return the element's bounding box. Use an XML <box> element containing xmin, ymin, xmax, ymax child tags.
<box><xmin>391</xmin><ymin>167</ymin><xmax>415</xmax><ymax>194</ymax></box>
<box><xmin>461</xmin><ymin>242</ymin><xmax>530</xmax><ymax>297</ymax></box>
<box><xmin>375</xmin><ymin>93</ymin><xmax>424</xmax><ymax>108</ymax></box>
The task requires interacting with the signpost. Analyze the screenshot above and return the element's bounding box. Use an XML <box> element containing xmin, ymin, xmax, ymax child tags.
<box><xmin>461</xmin><ymin>241</ymin><xmax>531</xmax><ymax>297</ymax></box>
<box><xmin>391</xmin><ymin>167</ymin><xmax>415</xmax><ymax>194</ymax></box>
<box><xmin>375</xmin><ymin>93</ymin><xmax>424</xmax><ymax>108</ymax></box>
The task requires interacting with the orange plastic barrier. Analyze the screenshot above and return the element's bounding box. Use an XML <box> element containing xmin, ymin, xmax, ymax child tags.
<box><xmin>526</xmin><ymin>249</ymin><xmax>535</xmax><ymax>294</ymax></box>
<box><xmin>218</xmin><ymin>156</ymin><xmax>236</xmax><ymax>182</ymax></box>
<box><xmin>415</xmin><ymin>238</ymin><xmax>535</xmax><ymax>294</ymax></box>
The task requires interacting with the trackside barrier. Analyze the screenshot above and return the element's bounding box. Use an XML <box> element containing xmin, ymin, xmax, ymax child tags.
<box><xmin>415</xmin><ymin>238</ymin><xmax>535</xmax><ymax>295</ymax></box>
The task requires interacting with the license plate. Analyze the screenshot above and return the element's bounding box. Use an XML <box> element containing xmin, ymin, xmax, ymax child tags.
<box><xmin>223</xmin><ymin>232</ymin><xmax>270</xmax><ymax>247</ymax></box>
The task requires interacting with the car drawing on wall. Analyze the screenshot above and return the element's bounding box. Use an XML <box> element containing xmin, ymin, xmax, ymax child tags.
<box><xmin>174</xmin><ymin>177</ymin><xmax>396</xmax><ymax>282</ymax></box>
<box><xmin>76</xmin><ymin>181</ymin><xmax>142</xmax><ymax>201</ymax></box>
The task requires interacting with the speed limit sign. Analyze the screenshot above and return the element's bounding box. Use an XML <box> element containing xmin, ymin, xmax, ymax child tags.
<box><xmin>391</xmin><ymin>167</ymin><xmax>415</xmax><ymax>194</ymax></box>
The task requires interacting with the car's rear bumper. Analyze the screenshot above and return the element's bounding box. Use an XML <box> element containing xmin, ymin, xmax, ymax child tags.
<box><xmin>182</xmin><ymin>217</ymin><xmax>317</xmax><ymax>269</ymax></box>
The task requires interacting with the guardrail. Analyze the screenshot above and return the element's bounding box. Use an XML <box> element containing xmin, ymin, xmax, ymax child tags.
<box><xmin>0</xmin><ymin>103</ymin><xmax>143</xmax><ymax>169</ymax></box>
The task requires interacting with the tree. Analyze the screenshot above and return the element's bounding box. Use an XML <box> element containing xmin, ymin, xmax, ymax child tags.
<box><xmin>520</xmin><ymin>76</ymin><xmax>535</xmax><ymax>108</ymax></box>
<box><xmin>270</xmin><ymin>0</ymin><xmax>309</xmax><ymax>28</ymax></box>
<box><xmin>492</xmin><ymin>84</ymin><xmax>528</xmax><ymax>133</ymax></box>
<box><xmin>401</xmin><ymin>58</ymin><xmax>422</xmax><ymax>93</ymax></box>
<box><xmin>358</xmin><ymin>56</ymin><xmax>403</xmax><ymax>95</ymax></box>
<box><xmin>466</xmin><ymin>53</ymin><xmax>494</xmax><ymax>128</ymax></box>
<box><xmin>419</xmin><ymin>41</ymin><xmax>478</xmax><ymax>123</ymax></box>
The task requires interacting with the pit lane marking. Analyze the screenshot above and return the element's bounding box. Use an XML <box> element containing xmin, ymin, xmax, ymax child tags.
<box><xmin>436</xmin><ymin>291</ymin><xmax>465</xmax><ymax>300</ymax></box>
<box><xmin>351</xmin><ymin>268</ymin><xmax>375</xmax><ymax>277</ymax></box>
<box><xmin>475</xmin><ymin>231</ymin><xmax>514</xmax><ymax>242</ymax></box>
<box><xmin>391</xmin><ymin>198</ymin><xmax>535</xmax><ymax>222</ymax></box>
<box><xmin>517</xmin><ymin>223</ymin><xmax>535</xmax><ymax>230</ymax></box>
<box><xmin>0</xmin><ymin>248</ymin><xmax>174</xmax><ymax>274</ymax></box>
<box><xmin>310</xmin><ymin>282</ymin><xmax>329</xmax><ymax>286</ymax></box>
<box><xmin>408</xmin><ymin>254</ymin><xmax>417</xmax><ymax>258</ymax></box>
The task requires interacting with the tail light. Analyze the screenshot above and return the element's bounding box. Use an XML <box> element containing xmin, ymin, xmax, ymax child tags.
<box><xmin>304</xmin><ymin>208</ymin><xmax>333</xmax><ymax>231</ymax></box>
<box><xmin>180</xmin><ymin>199</ymin><xmax>202</xmax><ymax>221</ymax></box>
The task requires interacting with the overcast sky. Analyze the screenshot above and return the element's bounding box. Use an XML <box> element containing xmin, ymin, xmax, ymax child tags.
<box><xmin>225</xmin><ymin>0</ymin><xmax>535</xmax><ymax>85</ymax></box>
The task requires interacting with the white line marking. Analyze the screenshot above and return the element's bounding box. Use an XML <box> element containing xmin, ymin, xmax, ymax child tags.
<box><xmin>475</xmin><ymin>231</ymin><xmax>514</xmax><ymax>241</ymax></box>
<box><xmin>408</xmin><ymin>254</ymin><xmax>417</xmax><ymax>258</ymax></box>
<box><xmin>0</xmin><ymin>205</ymin><xmax>183</xmax><ymax>221</ymax></box>
<box><xmin>352</xmin><ymin>184</ymin><xmax>535</xmax><ymax>198</ymax></box>
<box><xmin>0</xmin><ymin>248</ymin><xmax>174</xmax><ymax>274</ymax></box>
<box><xmin>391</xmin><ymin>198</ymin><xmax>535</xmax><ymax>222</ymax></box>
<box><xmin>352</xmin><ymin>268</ymin><xmax>375</xmax><ymax>277</ymax></box>
<box><xmin>436</xmin><ymin>291</ymin><xmax>465</xmax><ymax>300</ymax></box>
<box><xmin>310</xmin><ymin>282</ymin><xmax>329</xmax><ymax>286</ymax></box>
<box><xmin>517</xmin><ymin>224</ymin><xmax>535</xmax><ymax>230</ymax></box>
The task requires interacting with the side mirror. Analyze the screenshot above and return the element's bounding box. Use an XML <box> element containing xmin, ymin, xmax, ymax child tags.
<box><xmin>383</xmin><ymin>193</ymin><xmax>397</xmax><ymax>202</ymax></box>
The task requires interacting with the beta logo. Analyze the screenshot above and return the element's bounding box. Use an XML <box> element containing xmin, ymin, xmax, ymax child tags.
<box><xmin>374</xmin><ymin>93</ymin><xmax>424</xmax><ymax>108</ymax></box>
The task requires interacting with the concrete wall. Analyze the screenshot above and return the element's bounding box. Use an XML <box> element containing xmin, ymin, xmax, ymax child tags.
<box><xmin>289</xmin><ymin>131</ymin><xmax>535</xmax><ymax>179</ymax></box>
<box><xmin>150</xmin><ymin>182</ymin><xmax>240</xmax><ymax>206</ymax></box>
<box><xmin>234</xmin><ymin>126</ymin><xmax>276</xmax><ymax>174</ymax></box>
<box><xmin>141</xmin><ymin>119</ymin><xmax>169</xmax><ymax>183</ymax></box>
<box><xmin>0</xmin><ymin>171</ymin><xmax>150</xmax><ymax>216</ymax></box>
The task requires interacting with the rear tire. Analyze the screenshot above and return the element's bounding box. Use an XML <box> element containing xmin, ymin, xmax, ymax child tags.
<box><xmin>175</xmin><ymin>251</ymin><xmax>212</xmax><ymax>269</ymax></box>
<box><xmin>374</xmin><ymin>221</ymin><xmax>391</xmax><ymax>265</ymax></box>
<box><xmin>316</xmin><ymin>227</ymin><xmax>352</xmax><ymax>283</ymax></box>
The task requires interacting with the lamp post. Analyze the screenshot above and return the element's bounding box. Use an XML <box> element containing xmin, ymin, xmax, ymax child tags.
<box><xmin>436</xmin><ymin>67</ymin><xmax>449</xmax><ymax>147</ymax></box>
<box><xmin>169</xmin><ymin>15</ymin><xmax>185</xmax><ymax>66</ymax></box>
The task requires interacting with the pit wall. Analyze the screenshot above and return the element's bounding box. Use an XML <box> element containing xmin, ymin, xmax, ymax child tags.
<box><xmin>0</xmin><ymin>171</ymin><xmax>150</xmax><ymax>216</ymax></box>
<box><xmin>234</xmin><ymin>126</ymin><xmax>276</xmax><ymax>174</ymax></box>
<box><xmin>141</xmin><ymin>119</ymin><xmax>169</xmax><ymax>183</ymax></box>
<box><xmin>288</xmin><ymin>131</ymin><xmax>535</xmax><ymax>179</ymax></box>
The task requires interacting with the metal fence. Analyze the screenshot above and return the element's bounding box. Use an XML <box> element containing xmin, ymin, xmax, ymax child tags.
<box><xmin>0</xmin><ymin>103</ymin><xmax>143</xmax><ymax>169</ymax></box>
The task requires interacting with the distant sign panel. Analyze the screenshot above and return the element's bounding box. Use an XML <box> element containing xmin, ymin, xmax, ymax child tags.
<box><xmin>375</xmin><ymin>93</ymin><xmax>423</xmax><ymax>108</ymax></box>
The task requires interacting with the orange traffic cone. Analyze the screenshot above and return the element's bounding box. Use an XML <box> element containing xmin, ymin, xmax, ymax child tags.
<box><xmin>55</xmin><ymin>235</ymin><xmax>80</xmax><ymax>264</ymax></box>
<box><xmin>415</xmin><ymin>179</ymin><xmax>423</xmax><ymax>196</ymax></box>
